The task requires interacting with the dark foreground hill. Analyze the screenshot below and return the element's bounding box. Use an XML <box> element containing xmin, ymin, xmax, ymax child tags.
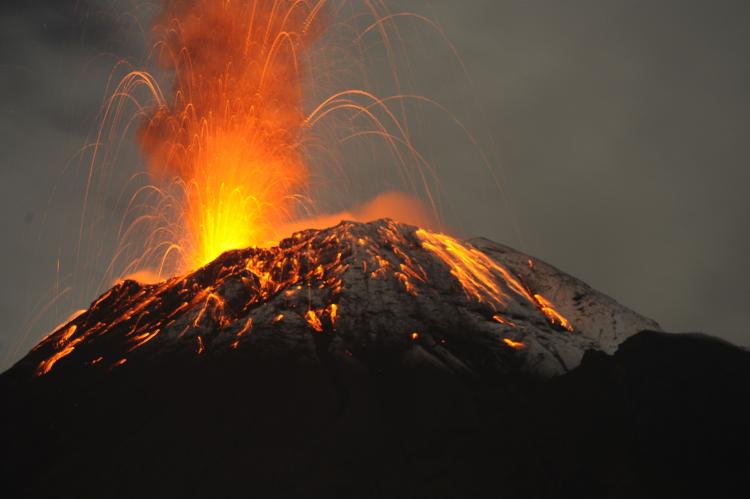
<box><xmin>2</xmin><ymin>331</ymin><xmax>748</xmax><ymax>499</ymax></box>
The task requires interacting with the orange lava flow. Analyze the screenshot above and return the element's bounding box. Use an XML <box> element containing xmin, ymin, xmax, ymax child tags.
<box><xmin>139</xmin><ymin>0</ymin><xmax>326</xmax><ymax>269</ymax></box>
<box><xmin>305</xmin><ymin>309</ymin><xmax>323</xmax><ymax>332</ymax></box>
<box><xmin>416</xmin><ymin>229</ymin><xmax>573</xmax><ymax>331</ymax></box>
<box><xmin>533</xmin><ymin>293</ymin><xmax>573</xmax><ymax>332</ymax></box>
<box><xmin>416</xmin><ymin>229</ymin><xmax>537</xmax><ymax>307</ymax></box>
<box><xmin>35</xmin><ymin>325</ymin><xmax>80</xmax><ymax>376</ymax></box>
<box><xmin>502</xmin><ymin>338</ymin><xmax>525</xmax><ymax>349</ymax></box>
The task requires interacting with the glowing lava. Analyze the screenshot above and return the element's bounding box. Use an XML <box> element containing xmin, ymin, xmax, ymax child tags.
<box><xmin>416</xmin><ymin>229</ymin><xmax>572</xmax><ymax>330</ymax></box>
<box><xmin>502</xmin><ymin>338</ymin><xmax>525</xmax><ymax>349</ymax></box>
<box><xmin>140</xmin><ymin>0</ymin><xmax>325</xmax><ymax>269</ymax></box>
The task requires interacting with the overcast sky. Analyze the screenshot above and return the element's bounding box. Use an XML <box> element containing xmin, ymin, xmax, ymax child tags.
<box><xmin>1</xmin><ymin>0</ymin><xmax>749</xmax><ymax>371</ymax></box>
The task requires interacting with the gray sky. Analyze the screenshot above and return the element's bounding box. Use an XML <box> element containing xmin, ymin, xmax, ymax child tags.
<box><xmin>1</xmin><ymin>0</ymin><xmax>749</xmax><ymax>371</ymax></box>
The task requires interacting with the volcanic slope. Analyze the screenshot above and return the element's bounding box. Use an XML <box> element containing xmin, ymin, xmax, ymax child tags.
<box><xmin>13</xmin><ymin>219</ymin><xmax>657</xmax><ymax>380</ymax></box>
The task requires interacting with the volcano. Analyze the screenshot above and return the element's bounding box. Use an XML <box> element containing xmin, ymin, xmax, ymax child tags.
<box><xmin>2</xmin><ymin>220</ymin><xmax>749</xmax><ymax>499</ymax></box>
<box><xmin>13</xmin><ymin>220</ymin><xmax>659</xmax><ymax>379</ymax></box>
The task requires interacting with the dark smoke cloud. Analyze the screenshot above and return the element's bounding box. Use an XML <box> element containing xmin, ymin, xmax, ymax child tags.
<box><xmin>1</xmin><ymin>0</ymin><xmax>748</xmax><ymax>371</ymax></box>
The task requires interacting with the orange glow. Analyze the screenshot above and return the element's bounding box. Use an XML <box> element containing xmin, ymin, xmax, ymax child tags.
<box><xmin>492</xmin><ymin>314</ymin><xmax>517</xmax><ymax>328</ymax></box>
<box><xmin>121</xmin><ymin>270</ymin><xmax>164</xmax><ymax>285</ymax></box>
<box><xmin>533</xmin><ymin>294</ymin><xmax>573</xmax><ymax>332</ymax></box>
<box><xmin>410</xmin><ymin>332</ymin><xmax>419</xmax><ymax>340</ymax></box>
<box><xmin>58</xmin><ymin>324</ymin><xmax>78</xmax><ymax>346</ymax></box>
<box><xmin>305</xmin><ymin>310</ymin><xmax>324</xmax><ymax>332</ymax></box>
<box><xmin>328</xmin><ymin>303</ymin><xmax>338</xmax><ymax>326</ymax></box>
<box><xmin>139</xmin><ymin>0</ymin><xmax>325</xmax><ymax>269</ymax></box>
<box><xmin>128</xmin><ymin>329</ymin><xmax>160</xmax><ymax>351</ymax></box>
<box><xmin>35</xmin><ymin>325</ymin><xmax>80</xmax><ymax>375</ymax></box>
<box><xmin>236</xmin><ymin>316</ymin><xmax>253</xmax><ymax>339</ymax></box>
<box><xmin>417</xmin><ymin>230</ymin><xmax>536</xmax><ymax>307</ymax></box>
<box><xmin>112</xmin><ymin>358</ymin><xmax>128</xmax><ymax>368</ymax></box>
<box><xmin>503</xmin><ymin>338</ymin><xmax>525</xmax><ymax>349</ymax></box>
<box><xmin>36</xmin><ymin>345</ymin><xmax>76</xmax><ymax>376</ymax></box>
<box><xmin>417</xmin><ymin>230</ymin><xmax>573</xmax><ymax>331</ymax></box>
<box><xmin>33</xmin><ymin>311</ymin><xmax>86</xmax><ymax>352</ymax></box>
<box><xmin>276</xmin><ymin>192</ymin><xmax>438</xmax><ymax>239</ymax></box>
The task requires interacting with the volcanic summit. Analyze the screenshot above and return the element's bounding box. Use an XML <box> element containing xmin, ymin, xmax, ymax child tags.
<box><xmin>2</xmin><ymin>220</ymin><xmax>749</xmax><ymax>499</ymax></box>
<box><xmin>14</xmin><ymin>219</ymin><xmax>655</xmax><ymax>380</ymax></box>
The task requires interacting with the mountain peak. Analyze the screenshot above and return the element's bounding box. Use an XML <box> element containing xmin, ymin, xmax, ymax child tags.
<box><xmin>15</xmin><ymin>219</ymin><xmax>657</xmax><ymax>379</ymax></box>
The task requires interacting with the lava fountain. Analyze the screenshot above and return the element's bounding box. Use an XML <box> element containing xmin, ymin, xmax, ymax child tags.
<box><xmin>9</xmin><ymin>1</ymin><xmax>471</xmax><ymax>366</ymax></box>
<box><xmin>139</xmin><ymin>0</ymin><xmax>323</xmax><ymax>269</ymax></box>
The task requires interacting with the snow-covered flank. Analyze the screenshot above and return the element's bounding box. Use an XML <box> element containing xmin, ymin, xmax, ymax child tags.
<box><xmin>470</xmin><ymin>237</ymin><xmax>661</xmax><ymax>353</ymax></box>
<box><xmin>21</xmin><ymin>220</ymin><xmax>660</xmax><ymax>379</ymax></box>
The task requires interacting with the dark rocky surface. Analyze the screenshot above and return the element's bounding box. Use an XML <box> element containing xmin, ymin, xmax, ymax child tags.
<box><xmin>2</xmin><ymin>330</ymin><xmax>749</xmax><ymax>499</ymax></box>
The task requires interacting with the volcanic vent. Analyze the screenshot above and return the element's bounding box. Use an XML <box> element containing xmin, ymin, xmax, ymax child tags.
<box><xmin>19</xmin><ymin>219</ymin><xmax>656</xmax><ymax>380</ymax></box>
